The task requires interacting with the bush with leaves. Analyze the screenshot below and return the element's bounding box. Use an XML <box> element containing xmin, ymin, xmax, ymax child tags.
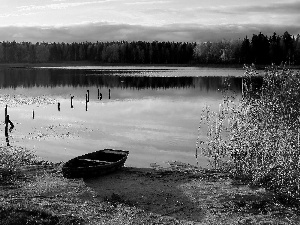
<box><xmin>197</xmin><ymin>64</ymin><xmax>300</xmax><ymax>199</ymax></box>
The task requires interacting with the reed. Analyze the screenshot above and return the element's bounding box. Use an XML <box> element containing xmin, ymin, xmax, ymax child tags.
<box><xmin>198</xmin><ymin>64</ymin><xmax>300</xmax><ymax>199</ymax></box>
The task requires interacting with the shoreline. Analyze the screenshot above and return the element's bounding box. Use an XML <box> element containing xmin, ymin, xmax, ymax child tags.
<box><xmin>1</xmin><ymin>159</ymin><xmax>300</xmax><ymax>224</ymax></box>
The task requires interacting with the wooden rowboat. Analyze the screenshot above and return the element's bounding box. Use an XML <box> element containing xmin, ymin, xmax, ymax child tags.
<box><xmin>62</xmin><ymin>149</ymin><xmax>129</xmax><ymax>178</ymax></box>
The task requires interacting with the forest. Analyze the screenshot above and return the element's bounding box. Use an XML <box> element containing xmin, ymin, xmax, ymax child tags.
<box><xmin>0</xmin><ymin>31</ymin><xmax>299</xmax><ymax>65</ymax></box>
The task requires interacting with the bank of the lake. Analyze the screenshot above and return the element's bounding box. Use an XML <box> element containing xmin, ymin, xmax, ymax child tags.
<box><xmin>1</xmin><ymin>155</ymin><xmax>300</xmax><ymax>225</ymax></box>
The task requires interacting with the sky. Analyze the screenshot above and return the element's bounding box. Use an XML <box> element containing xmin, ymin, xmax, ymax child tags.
<box><xmin>0</xmin><ymin>0</ymin><xmax>300</xmax><ymax>43</ymax></box>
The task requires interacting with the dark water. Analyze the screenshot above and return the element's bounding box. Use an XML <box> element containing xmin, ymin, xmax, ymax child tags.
<box><xmin>0</xmin><ymin>66</ymin><xmax>243</xmax><ymax>167</ymax></box>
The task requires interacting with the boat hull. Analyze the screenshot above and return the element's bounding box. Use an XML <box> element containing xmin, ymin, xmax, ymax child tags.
<box><xmin>62</xmin><ymin>149</ymin><xmax>129</xmax><ymax>178</ymax></box>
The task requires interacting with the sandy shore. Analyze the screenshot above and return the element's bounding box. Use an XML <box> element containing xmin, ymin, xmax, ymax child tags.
<box><xmin>1</xmin><ymin>158</ymin><xmax>300</xmax><ymax>224</ymax></box>
<box><xmin>84</xmin><ymin>165</ymin><xmax>205</xmax><ymax>222</ymax></box>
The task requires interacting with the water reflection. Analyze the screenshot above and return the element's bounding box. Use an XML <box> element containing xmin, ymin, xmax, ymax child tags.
<box><xmin>0</xmin><ymin>68</ymin><xmax>242</xmax><ymax>92</ymax></box>
<box><xmin>4</xmin><ymin>105</ymin><xmax>14</xmax><ymax>146</ymax></box>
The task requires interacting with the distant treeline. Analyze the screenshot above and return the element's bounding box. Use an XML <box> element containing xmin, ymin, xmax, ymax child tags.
<box><xmin>0</xmin><ymin>31</ymin><xmax>299</xmax><ymax>65</ymax></box>
<box><xmin>194</xmin><ymin>31</ymin><xmax>300</xmax><ymax>65</ymax></box>
<box><xmin>0</xmin><ymin>40</ymin><xmax>195</xmax><ymax>64</ymax></box>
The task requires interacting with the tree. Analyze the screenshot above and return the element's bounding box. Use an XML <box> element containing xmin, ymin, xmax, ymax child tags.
<box><xmin>294</xmin><ymin>34</ymin><xmax>300</xmax><ymax>65</ymax></box>
<box><xmin>230</xmin><ymin>39</ymin><xmax>242</xmax><ymax>63</ymax></box>
<box><xmin>0</xmin><ymin>43</ymin><xmax>4</xmax><ymax>62</ymax></box>
<box><xmin>240</xmin><ymin>37</ymin><xmax>252</xmax><ymax>64</ymax></box>
<box><xmin>269</xmin><ymin>32</ymin><xmax>282</xmax><ymax>64</ymax></box>
<box><xmin>35</xmin><ymin>43</ymin><xmax>50</xmax><ymax>62</ymax></box>
<box><xmin>251</xmin><ymin>32</ymin><xmax>270</xmax><ymax>64</ymax></box>
<box><xmin>281</xmin><ymin>31</ymin><xmax>294</xmax><ymax>65</ymax></box>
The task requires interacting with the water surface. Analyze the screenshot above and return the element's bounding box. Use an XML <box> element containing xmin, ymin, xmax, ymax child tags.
<box><xmin>0</xmin><ymin>66</ymin><xmax>243</xmax><ymax>168</ymax></box>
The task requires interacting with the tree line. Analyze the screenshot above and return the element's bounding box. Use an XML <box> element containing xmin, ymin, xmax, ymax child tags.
<box><xmin>0</xmin><ymin>41</ymin><xmax>195</xmax><ymax>64</ymax></box>
<box><xmin>194</xmin><ymin>31</ymin><xmax>300</xmax><ymax>65</ymax></box>
<box><xmin>0</xmin><ymin>31</ymin><xmax>299</xmax><ymax>65</ymax></box>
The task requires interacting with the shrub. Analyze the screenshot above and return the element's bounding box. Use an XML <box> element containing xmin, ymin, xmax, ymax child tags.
<box><xmin>0</xmin><ymin>146</ymin><xmax>37</xmax><ymax>182</ymax></box>
<box><xmin>197</xmin><ymin>64</ymin><xmax>300</xmax><ymax>199</ymax></box>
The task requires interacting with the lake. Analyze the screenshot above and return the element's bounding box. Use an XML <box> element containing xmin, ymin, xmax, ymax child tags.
<box><xmin>0</xmin><ymin>66</ymin><xmax>243</xmax><ymax>168</ymax></box>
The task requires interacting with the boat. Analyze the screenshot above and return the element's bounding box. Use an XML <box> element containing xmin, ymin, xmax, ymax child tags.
<box><xmin>62</xmin><ymin>149</ymin><xmax>129</xmax><ymax>178</ymax></box>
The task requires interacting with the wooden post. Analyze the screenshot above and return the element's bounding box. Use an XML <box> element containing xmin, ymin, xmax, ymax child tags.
<box><xmin>100</xmin><ymin>93</ymin><xmax>102</xmax><ymax>100</ymax></box>
<box><xmin>85</xmin><ymin>94</ymin><xmax>88</xmax><ymax>111</ymax></box>
<box><xmin>33</xmin><ymin>110</ymin><xmax>35</xmax><ymax>119</ymax></box>
<box><xmin>5</xmin><ymin>105</ymin><xmax>7</xmax><ymax>124</ymax></box>
<box><xmin>5</xmin><ymin>115</ymin><xmax>8</xmax><ymax>137</ymax></box>
<box><xmin>58</xmin><ymin>102</ymin><xmax>61</xmax><ymax>111</ymax></box>
<box><xmin>71</xmin><ymin>96</ymin><xmax>74</xmax><ymax>108</ymax></box>
<box><xmin>5</xmin><ymin>125</ymin><xmax>8</xmax><ymax>137</ymax></box>
<box><xmin>6</xmin><ymin>136</ymin><xmax>10</xmax><ymax>146</ymax></box>
<box><xmin>6</xmin><ymin>115</ymin><xmax>14</xmax><ymax>129</ymax></box>
<box><xmin>5</xmin><ymin>115</ymin><xmax>13</xmax><ymax>146</ymax></box>
<box><xmin>109</xmin><ymin>89</ymin><xmax>111</xmax><ymax>99</ymax></box>
<box><xmin>5</xmin><ymin>115</ymin><xmax>8</xmax><ymax>127</ymax></box>
<box><xmin>98</xmin><ymin>89</ymin><xmax>100</xmax><ymax>99</ymax></box>
<box><xmin>5</xmin><ymin>115</ymin><xmax>9</xmax><ymax>146</ymax></box>
<box><xmin>87</xmin><ymin>90</ymin><xmax>90</xmax><ymax>102</ymax></box>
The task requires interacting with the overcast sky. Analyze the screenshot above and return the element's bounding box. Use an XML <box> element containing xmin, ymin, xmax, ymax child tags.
<box><xmin>1</xmin><ymin>0</ymin><xmax>300</xmax><ymax>43</ymax></box>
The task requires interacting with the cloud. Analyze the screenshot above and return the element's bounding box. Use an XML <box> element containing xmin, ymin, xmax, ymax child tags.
<box><xmin>0</xmin><ymin>12</ymin><xmax>36</xmax><ymax>18</ymax></box>
<box><xmin>0</xmin><ymin>22</ymin><xmax>299</xmax><ymax>43</ymax></box>
<box><xmin>235</xmin><ymin>1</ymin><xmax>300</xmax><ymax>14</ymax></box>
<box><xmin>17</xmin><ymin>0</ymin><xmax>110</xmax><ymax>11</ymax></box>
<box><xmin>194</xmin><ymin>1</ymin><xmax>300</xmax><ymax>16</ymax></box>
<box><xmin>124</xmin><ymin>0</ymin><xmax>170</xmax><ymax>5</ymax></box>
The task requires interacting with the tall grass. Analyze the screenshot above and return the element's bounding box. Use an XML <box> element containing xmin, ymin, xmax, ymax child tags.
<box><xmin>197</xmin><ymin>64</ymin><xmax>300</xmax><ymax>199</ymax></box>
<box><xmin>0</xmin><ymin>146</ymin><xmax>37</xmax><ymax>182</ymax></box>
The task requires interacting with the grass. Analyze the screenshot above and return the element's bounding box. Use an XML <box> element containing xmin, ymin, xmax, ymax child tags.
<box><xmin>0</xmin><ymin>146</ymin><xmax>86</xmax><ymax>224</ymax></box>
<box><xmin>0</xmin><ymin>146</ymin><xmax>37</xmax><ymax>183</ymax></box>
<box><xmin>0</xmin><ymin>205</ymin><xmax>84</xmax><ymax>225</ymax></box>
